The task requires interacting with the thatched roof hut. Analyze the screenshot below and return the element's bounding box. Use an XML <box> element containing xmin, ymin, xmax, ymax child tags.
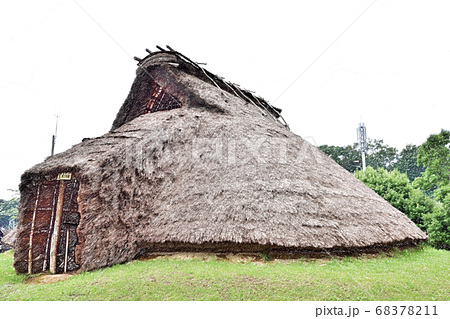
<box><xmin>1</xmin><ymin>228</ymin><xmax>16</xmax><ymax>253</ymax></box>
<box><xmin>14</xmin><ymin>46</ymin><xmax>427</xmax><ymax>274</ymax></box>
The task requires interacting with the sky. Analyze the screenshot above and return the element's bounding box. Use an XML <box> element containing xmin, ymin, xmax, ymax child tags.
<box><xmin>1</xmin><ymin>0</ymin><xmax>449</xmax><ymax>199</ymax></box>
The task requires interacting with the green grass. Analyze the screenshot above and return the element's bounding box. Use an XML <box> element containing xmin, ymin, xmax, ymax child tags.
<box><xmin>1</xmin><ymin>246</ymin><xmax>449</xmax><ymax>301</ymax></box>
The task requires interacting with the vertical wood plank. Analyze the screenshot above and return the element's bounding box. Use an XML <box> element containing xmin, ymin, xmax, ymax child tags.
<box><xmin>49</xmin><ymin>181</ymin><xmax>66</xmax><ymax>274</ymax></box>
<box><xmin>42</xmin><ymin>183</ymin><xmax>59</xmax><ymax>272</ymax></box>
<box><xmin>64</xmin><ymin>228</ymin><xmax>69</xmax><ymax>273</ymax></box>
<box><xmin>28</xmin><ymin>185</ymin><xmax>41</xmax><ymax>274</ymax></box>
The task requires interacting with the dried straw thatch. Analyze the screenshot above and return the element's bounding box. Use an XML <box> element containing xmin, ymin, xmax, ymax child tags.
<box><xmin>1</xmin><ymin>228</ymin><xmax>15</xmax><ymax>252</ymax></box>
<box><xmin>14</xmin><ymin>47</ymin><xmax>427</xmax><ymax>274</ymax></box>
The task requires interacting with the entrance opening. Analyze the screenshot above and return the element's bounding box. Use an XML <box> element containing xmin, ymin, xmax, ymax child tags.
<box><xmin>25</xmin><ymin>173</ymin><xmax>80</xmax><ymax>274</ymax></box>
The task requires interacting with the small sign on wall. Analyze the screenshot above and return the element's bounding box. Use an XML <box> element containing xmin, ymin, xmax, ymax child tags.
<box><xmin>57</xmin><ymin>172</ymin><xmax>72</xmax><ymax>180</ymax></box>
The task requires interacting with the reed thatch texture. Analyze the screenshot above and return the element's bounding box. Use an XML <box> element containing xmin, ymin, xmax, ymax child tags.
<box><xmin>14</xmin><ymin>50</ymin><xmax>427</xmax><ymax>273</ymax></box>
<box><xmin>1</xmin><ymin>228</ymin><xmax>16</xmax><ymax>252</ymax></box>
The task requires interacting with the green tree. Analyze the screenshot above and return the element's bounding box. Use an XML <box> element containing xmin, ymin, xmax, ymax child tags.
<box><xmin>365</xmin><ymin>139</ymin><xmax>398</xmax><ymax>170</ymax></box>
<box><xmin>423</xmin><ymin>194</ymin><xmax>450</xmax><ymax>250</ymax></box>
<box><xmin>415</xmin><ymin>129</ymin><xmax>450</xmax><ymax>192</ymax></box>
<box><xmin>413</xmin><ymin>130</ymin><xmax>450</xmax><ymax>250</ymax></box>
<box><xmin>320</xmin><ymin>139</ymin><xmax>398</xmax><ymax>173</ymax></box>
<box><xmin>393</xmin><ymin>144</ymin><xmax>426</xmax><ymax>182</ymax></box>
<box><xmin>354</xmin><ymin>167</ymin><xmax>434</xmax><ymax>230</ymax></box>
<box><xmin>318</xmin><ymin>144</ymin><xmax>360</xmax><ymax>173</ymax></box>
<box><xmin>0</xmin><ymin>190</ymin><xmax>19</xmax><ymax>229</ymax></box>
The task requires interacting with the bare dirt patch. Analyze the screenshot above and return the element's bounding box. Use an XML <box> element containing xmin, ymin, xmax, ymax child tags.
<box><xmin>26</xmin><ymin>274</ymin><xmax>73</xmax><ymax>285</ymax></box>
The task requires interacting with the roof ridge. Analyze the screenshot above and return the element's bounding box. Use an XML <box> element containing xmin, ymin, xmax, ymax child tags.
<box><xmin>134</xmin><ymin>45</ymin><xmax>290</xmax><ymax>129</ymax></box>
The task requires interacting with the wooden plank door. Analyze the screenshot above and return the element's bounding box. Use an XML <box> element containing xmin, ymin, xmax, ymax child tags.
<box><xmin>26</xmin><ymin>173</ymin><xmax>80</xmax><ymax>274</ymax></box>
<box><xmin>55</xmin><ymin>177</ymin><xmax>80</xmax><ymax>273</ymax></box>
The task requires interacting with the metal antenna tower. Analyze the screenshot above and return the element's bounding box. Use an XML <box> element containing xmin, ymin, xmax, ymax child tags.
<box><xmin>357</xmin><ymin>122</ymin><xmax>367</xmax><ymax>171</ymax></box>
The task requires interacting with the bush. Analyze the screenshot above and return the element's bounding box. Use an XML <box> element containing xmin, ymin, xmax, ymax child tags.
<box><xmin>354</xmin><ymin>167</ymin><xmax>434</xmax><ymax>230</ymax></box>
<box><xmin>405</xmin><ymin>188</ymin><xmax>437</xmax><ymax>231</ymax></box>
<box><xmin>424</xmin><ymin>208</ymin><xmax>450</xmax><ymax>250</ymax></box>
<box><xmin>355</xmin><ymin>167</ymin><xmax>450</xmax><ymax>249</ymax></box>
<box><xmin>423</xmin><ymin>194</ymin><xmax>450</xmax><ymax>250</ymax></box>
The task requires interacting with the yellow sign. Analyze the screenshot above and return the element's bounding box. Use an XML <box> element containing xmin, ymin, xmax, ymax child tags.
<box><xmin>57</xmin><ymin>172</ymin><xmax>72</xmax><ymax>180</ymax></box>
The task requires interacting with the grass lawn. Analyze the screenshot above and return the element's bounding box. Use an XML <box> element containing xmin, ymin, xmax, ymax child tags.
<box><xmin>1</xmin><ymin>246</ymin><xmax>449</xmax><ymax>301</ymax></box>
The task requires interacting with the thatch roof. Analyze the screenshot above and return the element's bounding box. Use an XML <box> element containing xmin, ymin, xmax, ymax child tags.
<box><xmin>1</xmin><ymin>228</ymin><xmax>16</xmax><ymax>252</ymax></box>
<box><xmin>14</xmin><ymin>47</ymin><xmax>427</xmax><ymax>273</ymax></box>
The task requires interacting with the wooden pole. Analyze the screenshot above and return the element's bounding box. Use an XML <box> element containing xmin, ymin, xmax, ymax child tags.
<box><xmin>28</xmin><ymin>185</ymin><xmax>41</xmax><ymax>274</ymax></box>
<box><xmin>64</xmin><ymin>228</ymin><xmax>69</xmax><ymax>273</ymax></box>
<box><xmin>43</xmin><ymin>185</ymin><xmax>59</xmax><ymax>272</ymax></box>
<box><xmin>51</xmin><ymin>135</ymin><xmax>56</xmax><ymax>156</ymax></box>
<box><xmin>51</xmin><ymin>115</ymin><xmax>59</xmax><ymax>156</ymax></box>
<box><xmin>49</xmin><ymin>181</ymin><xmax>66</xmax><ymax>274</ymax></box>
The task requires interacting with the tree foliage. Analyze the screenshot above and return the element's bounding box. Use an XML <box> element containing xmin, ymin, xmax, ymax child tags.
<box><xmin>415</xmin><ymin>129</ymin><xmax>450</xmax><ymax>192</ymax></box>
<box><xmin>319</xmin><ymin>139</ymin><xmax>398</xmax><ymax>173</ymax></box>
<box><xmin>318</xmin><ymin>144</ymin><xmax>360</xmax><ymax>173</ymax></box>
<box><xmin>0</xmin><ymin>190</ymin><xmax>19</xmax><ymax>229</ymax></box>
<box><xmin>322</xmin><ymin>130</ymin><xmax>450</xmax><ymax>250</ymax></box>
<box><xmin>354</xmin><ymin>167</ymin><xmax>434</xmax><ymax>230</ymax></box>
<box><xmin>365</xmin><ymin>139</ymin><xmax>398</xmax><ymax>170</ymax></box>
<box><xmin>320</xmin><ymin>139</ymin><xmax>425</xmax><ymax>183</ymax></box>
<box><xmin>423</xmin><ymin>193</ymin><xmax>450</xmax><ymax>250</ymax></box>
<box><xmin>395</xmin><ymin>144</ymin><xmax>426</xmax><ymax>182</ymax></box>
<box><xmin>412</xmin><ymin>130</ymin><xmax>450</xmax><ymax>249</ymax></box>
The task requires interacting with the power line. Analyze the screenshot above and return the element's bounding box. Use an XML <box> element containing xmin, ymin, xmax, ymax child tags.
<box><xmin>72</xmin><ymin>0</ymin><xmax>133</xmax><ymax>60</ymax></box>
<box><xmin>273</xmin><ymin>0</ymin><xmax>378</xmax><ymax>103</ymax></box>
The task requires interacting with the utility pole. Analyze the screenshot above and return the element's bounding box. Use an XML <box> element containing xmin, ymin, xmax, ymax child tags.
<box><xmin>51</xmin><ymin>115</ymin><xmax>59</xmax><ymax>156</ymax></box>
<box><xmin>357</xmin><ymin>122</ymin><xmax>367</xmax><ymax>171</ymax></box>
